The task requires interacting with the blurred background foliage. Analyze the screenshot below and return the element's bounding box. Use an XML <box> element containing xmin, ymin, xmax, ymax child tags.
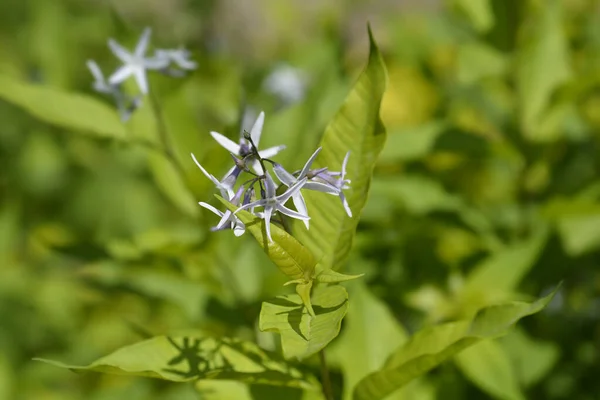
<box><xmin>0</xmin><ymin>0</ymin><xmax>599</xmax><ymax>399</ymax></box>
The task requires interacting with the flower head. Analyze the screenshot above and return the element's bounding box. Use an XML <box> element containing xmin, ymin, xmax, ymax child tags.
<box><xmin>199</xmin><ymin>186</ymin><xmax>246</xmax><ymax>237</ymax></box>
<box><xmin>107</xmin><ymin>28</ymin><xmax>169</xmax><ymax>95</ymax></box>
<box><xmin>235</xmin><ymin>172</ymin><xmax>309</xmax><ymax>242</ymax></box>
<box><xmin>155</xmin><ymin>48</ymin><xmax>197</xmax><ymax>71</ymax></box>
<box><xmin>273</xmin><ymin>147</ymin><xmax>339</xmax><ymax>228</ymax></box>
<box><xmin>210</xmin><ymin>111</ymin><xmax>285</xmax><ymax>174</ymax></box>
<box><xmin>311</xmin><ymin>151</ymin><xmax>352</xmax><ymax>217</ymax></box>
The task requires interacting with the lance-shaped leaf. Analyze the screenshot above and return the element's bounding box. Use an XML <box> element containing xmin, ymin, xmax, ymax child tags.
<box><xmin>260</xmin><ymin>285</ymin><xmax>349</xmax><ymax>360</ymax></box>
<box><xmin>0</xmin><ymin>74</ymin><xmax>127</xmax><ymax>139</ymax></box>
<box><xmin>352</xmin><ymin>286</ymin><xmax>560</xmax><ymax>400</ymax></box>
<box><xmin>293</xmin><ymin>25</ymin><xmax>387</xmax><ymax>271</ymax></box>
<box><xmin>315</xmin><ymin>268</ymin><xmax>364</xmax><ymax>284</ymax></box>
<box><xmin>35</xmin><ymin>335</ymin><xmax>317</xmax><ymax>390</ymax></box>
<box><xmin>217</xmin><ymin>195</ymin><xmax>317</xmax><ymax>281</ymax></box>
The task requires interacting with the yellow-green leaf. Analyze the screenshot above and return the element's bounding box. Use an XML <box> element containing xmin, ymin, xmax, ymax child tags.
<box><xmin>293</xmin><ymin>25</ymin><xmax>388</xmax><ymax>271</ymax></box>
<box><xmin>455</xmin><ymin>340</ymin><xmax>525</xmax><ymax>400</ymax></box>
<box><xmin>36</xmin><ymin>335</ymin><xmax>316</xmax><ymax>389</ymax></box>
<box><xmin>217</xmin><ymin>195</ymin><xmax>317</xmax><ymax>281</ymax></box>
<box><xmin>0</xmin><ymin>74</ymin><xmax>127</xmax><ymax>139</ymax></box>
<box><xmin>259</xmin><ymin>285</ymin><xmax>348</xmax><ymax>360</ymax></box>
<box><xmin>353</xmin><ymin>286</ymin><xmax>559</xmax><ymax>400</ymax></box>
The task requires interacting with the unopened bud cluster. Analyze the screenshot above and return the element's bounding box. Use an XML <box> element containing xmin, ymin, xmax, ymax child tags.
<box><xmin>192</xmin><ymin>111</ymin><xmax>352</xmax><ymax>242</ymax></box>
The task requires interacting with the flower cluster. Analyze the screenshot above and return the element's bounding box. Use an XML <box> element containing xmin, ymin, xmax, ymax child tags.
<box><xmin>192</xmin><ymin>111</ymin><xmax>352</xmax><ymax>242</ymax></box>
<box><xmin>87</xmin><ymin>27</ymin><xmax>196</xmax><ymax>121</ymax></box>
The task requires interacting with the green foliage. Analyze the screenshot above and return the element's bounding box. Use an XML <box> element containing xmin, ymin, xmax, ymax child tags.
<box><xmin>353</xmin><ymin>287</ymin><xmax>558</xmax><ymax>400</ymax></box>
<box><xmin>259</xmin><ymin>285</ymin><xmax>348</xmax><ymax>360</ymax></box>
<box><xmin>0</xmin><ymin>73</ymin><xmax>126</xmax><ymax>139</ymax></box>
<box><xmin>0</xmin><ymin>1</ymin><xmax>597</xmax><ymax>399</ymax></box>
<box><xmin>293</xmin><ymin>26</ymin><xmax>387</xmax><ymax>272</ymax></box>
<box><xmin>36</xmin><ymin>335</ymin><xmax>317</xmax><ymax>389</ymax></box>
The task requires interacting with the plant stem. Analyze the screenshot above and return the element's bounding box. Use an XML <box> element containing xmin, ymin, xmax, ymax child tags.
<box><xmin>148</xmin><ymin>92</ymin><xmax>186</xmax><ymax>177</ymax></box>
<box><xmin>319</xmin><ymin>349</ymin><xmax>334</xmax><ymax>400</ymax></box>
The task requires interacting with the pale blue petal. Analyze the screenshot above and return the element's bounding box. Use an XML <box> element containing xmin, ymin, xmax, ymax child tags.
<box><xmin>135</xmin><ymin>27</ymin><xmax>152</xmax><ymax>57</ymax></box>
<box><xmin>273</xmin><ymin>164</ymin><xmax>296</xmax><ymax>186</ymax></box>
<box><xmin>108</xmin><ymin>65</ymin><xmax>133</xmax><ymax>86</ymax></box>
<box><xmin>210</xmin><ymin>131</ymin><xmax>241</xmax><ymax>155</ymax></box>
<box><xmin>198</xmin><ymin>202</ymin><xmax>223</xmax><ymax>217</ymax></box>
<box><xmin>108</xmin><ymin>39</ymin><xmax>133</xmax><ymax>63</ymax></box>
<box><xmin>276</xmin><ymin>203</ymin><xmax>311</xmax><ymax>220</ymax></box>
<box><xmin>249</xmin><ymin>111</ymin><xmax>265</xmax><ymax>145</ymax></box>
<box><xmin>292</xmin><ymin>193</ymin><xmax>309</xmax><ymax>229</ymax></box>
<box><xmin>304</xmin><ymin>181</ymin><xmax>339</xmax><ymax>194</ymax></box>
<box><xmin>277</xmin><ymin>177</ymin><xmax>307</xmax><ymax>204</ymax></box>
<box><xmin>258</xmin><ymin>144</ymin><xmax>286</xmax><ymax>159</ymax></box>
<box><xmin>133</xmin><ymin>67</ymin><xmax>149</xmax><ymax>94</ymax></box>
<box><xmin>299</xmin><ymin>147</ymin><xmax>322</xmax><ymax>178</ymax></box>
<box><xmin>263</xmin><ymin>206</ymin><xmax>273</xmax><ymax>242</ymax></box>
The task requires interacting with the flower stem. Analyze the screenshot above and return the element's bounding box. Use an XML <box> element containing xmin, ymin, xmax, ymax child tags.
<box><xmin>148</xmin><ymin>92</ymin><xmax>186</xmax><ymax>177</ymax></box>
<box><xmin>319</xmin><ymin>349</ymin><xmax>334</xmax><ymax>400</ymax></box>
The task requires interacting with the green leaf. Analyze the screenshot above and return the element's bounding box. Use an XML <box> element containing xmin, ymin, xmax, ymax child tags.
<box><xmin>462</xmin><ymin>226</ymin><xmax>549</xmax><ymax>303</ymax></box>
<box><xmin>36</xmin><ymin>335</ymin><xmax>316</xmax><ymax>389</ymax></box>
<box><xmin>500</xmin><ymin>328</ymin><xmax>559</xmax><ymax>388</ymax></box>
<box><xmin>217</xmin><ymin>195</ymin><xmax>317</xmax><ymax>281</ymax></box>
<box><xmin>352</xmin><ymin>287</ymin><xmax>559</xmax><ymax>400</ymax></box>
<box><xmin>0</xmin><ymin>74</ymin><xmax>127</xmax><ymax>139</ymax></box>
<box><xmin>332</xmin><ymin>281</ymin><xmax>410</xmax><ymax>400</ymax></box>
<box><xmin>379</xmin><ymin>122</ymin><xmax>445</xmax><ymax>163</ymax></box>
<box><xmin>315</xmin><ymin>269</ymin><xmax>364</xmax><ymax>284</ymax></box>
<box><xmin>457</xmin><ymin>42</ymin><xmax>508</xmax><ymax>84</ymax></box>
<box><xmin>517</xmin><ymin>0</ymin><xmax>571</xmax><ymax>141</ymax></box>
<box><xmin>454</xmin><ymin>0</ymin><xmax>495</xmax><ymax>32</ymax></box>
<box><xmin>259</xmin><ymin>285</ymin><xmax>349</xmax><ymax>360</ymax></box>
<box><xmin>293</xmin><ymin>26</ymin><xmax>387</xmax><ymax>271</ymax></box>
<box><xmin>455</xmin><ymin>340</ymin><xmax>525</xmax><ymax>400</ymax></box>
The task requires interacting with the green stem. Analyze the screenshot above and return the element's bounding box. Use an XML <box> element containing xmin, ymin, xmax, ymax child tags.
<box><xmin>148</xmin><ymin>92</ymin><xmax>186</xmax><ymax>177</ymax></box>
<box><xmin>319</xmin><ymin>349</ymin><xmax>334</xmax><ymax>400</ymax></box>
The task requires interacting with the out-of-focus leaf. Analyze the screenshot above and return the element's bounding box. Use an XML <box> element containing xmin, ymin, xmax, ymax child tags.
<box><xmin>334</xmin><ymin>281</ymin><xmax>412</xmax><ymax>400</ymax></box>
<box><xmin>147</xmin><ymin>150</ymin><xmax>198</xmax><ymax>218</ymax></box>
<box><xmin>455</xmin><ymin>340</ymin><xmax>525</xmax><ymax>400</ymax></box>
<box><xmin>367</xmin><ymin>175</ymin><xmax>461</xmax><ymax>216</ymax></box>
<box><xmin>457</xmin><ymin>42</ymin><xmax>508</xmax><ymax>84</ymax></box>
<box><xmin>455</xmin><ymin>0</ymin><xmax>495</xmax><ymax>32</ymax></box>
<box><xmin>195</xmin><ymin>381</ymin><xmax>253</xmax><ymax>400</ymax></box>
<box><xmin>379</xmin><ymin>122</ymin><xmax>445</xmax><ymax>163</ymax></box>
<box><xmin>217</xmin><ymin>196</ymin><xmax>317</xmax><ymax>281</ymax></box>
<box><xmin>293</xmin><ymin>26</ymin><xmax>387</xmax><ymax>271</ymax></box>
<box><xmin>259</xmin><ymin>285</ymin><xmax>348</xmax><ymax>360</ymax></box>
<box><xmin>462</xmin><ymin>226</ymin><xmax>549</xmax><ymax>303</ymax></box>
<box><xmin>36</xmin><ymin>335</ymin><xmax>316</xmax><ymax>389</ymax></box>
<box><xmin>353</xmin><ymin>287</ymin><xmax>559</xmax><ymax>400</ymax></box>
<box><xmin>0</xmin><ymin>74</ymin><xmax>126</xmax><ymax>139</ymax></box>
<box><xmin>542</xmin><ymin>197</ymin><xmax>600</xmax><ymax>255</ymax></box>
<box><xmin>517</xmin><ymin>0</ymin><xmax>571</xmax><ymax>141</ymax></box>
<box><xmin>500</xmin><ymin>328</ymin><xmax>560</xmax><ymax>387</ymax></box>
<box><xmin>79</xmin><ymin>262</ymin><xmax>209</xmax><ymax>320</ymax></box>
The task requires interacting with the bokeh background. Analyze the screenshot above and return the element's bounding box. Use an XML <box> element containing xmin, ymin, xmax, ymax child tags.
<box><xmin>1</xmin><ymin>0</ymin><xmax>599</xmax><ymax>399</ymax></box>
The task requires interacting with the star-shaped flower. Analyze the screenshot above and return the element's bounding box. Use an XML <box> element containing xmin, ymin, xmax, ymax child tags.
<box><xmin>311</xmin><ymin>151</ymin><xmax>352</xmax><ymax>217</ymax></box>
<box><xmin>107</xmin><ymin>27</ymin><xmax>168</xmax><ymax>95</ymax></box>
<box><xmin>272</xmin><ymin>147</ymin><xmax>339</xmax><ymax>228</ymax></box>
<box><xmin>155</xmin><ymin>48</ymin><xmax>197</xmax><ymax>71</ymax></box>
<box><xmin>86</xmin><ymin>60</ymin><xmax>143</xmax><ymax>122</ymax></box>
<box><xmin>210</xmin><ymin>111</ymin><xmax>285</xmax><ymax>174</ymax></box>
<box><xmin>199</xmin><ymin>186</ymin><xmax>246</xmax><ymax>237</ymax></box>
<box><xmin>86</xmin><ymin>60</ymin><xmax>114</xmax><ymax>94</ymax></box>
<box><xmin>235</xmin><ymin>172</ymin><xmax>309</xmax><ymax>242</ymax></box>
